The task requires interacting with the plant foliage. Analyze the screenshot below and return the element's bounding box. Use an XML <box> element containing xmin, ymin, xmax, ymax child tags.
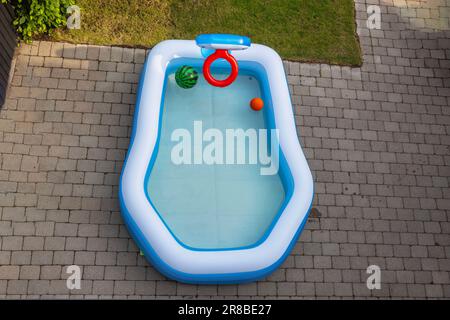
<box><xmin>1</xmin><ymin>0</ymin><xmax>75</xmax><ymax>42</ymax></box>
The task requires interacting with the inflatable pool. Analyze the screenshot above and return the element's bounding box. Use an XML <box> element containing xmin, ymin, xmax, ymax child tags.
<box><xmin>120</xmin><ymin>34</ymin><xmax>313</xmax><ymax>284</ymax></box>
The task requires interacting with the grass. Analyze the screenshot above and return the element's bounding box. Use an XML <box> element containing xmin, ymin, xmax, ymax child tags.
<box><xmin>52</xmin><ymin>0</ymin><xmax>362</xmax><ymax>66</ymax></box>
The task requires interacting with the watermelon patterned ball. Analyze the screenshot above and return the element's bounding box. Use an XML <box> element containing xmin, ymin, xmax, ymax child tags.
<box><xmin>175</xmin><ymin>65</ymin><xmax>198</xmax><ymax>89</ymax></box>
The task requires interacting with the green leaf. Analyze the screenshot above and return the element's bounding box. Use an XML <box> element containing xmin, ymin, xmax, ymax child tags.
<box><xmin>8</xmin><ymin>0</ymin><xmax>75</xmax><ymax>41</ymax></box>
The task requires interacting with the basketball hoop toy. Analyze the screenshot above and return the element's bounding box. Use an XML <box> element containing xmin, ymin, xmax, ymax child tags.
<box><xmin>195</xmin><ymin>34</ymin><xmax>251</xmax><ymax>88</ymax></box>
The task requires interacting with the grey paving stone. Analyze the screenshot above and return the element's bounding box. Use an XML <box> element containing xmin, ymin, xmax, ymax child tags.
<box><xmin>296</xmin><ymin>282</ymin><xmax>315</xmax><ymax>297</ymax></box>
<box><xmin>156</xmin><ymin>281</ymin><xmax>176</xmax><ymax>295</ymax></box>
<box><xmin>93</xmin><ymin>280</ymin><xmax>114</xmax><ymax>295</ymax></box>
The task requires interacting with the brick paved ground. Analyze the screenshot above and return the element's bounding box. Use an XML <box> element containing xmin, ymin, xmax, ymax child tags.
<box><xmin>0</xmin><ymin>0</ymin><xmax>449</xmax><ymax>298</ymax></box>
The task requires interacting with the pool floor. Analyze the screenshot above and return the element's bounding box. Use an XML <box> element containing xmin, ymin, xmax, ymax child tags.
<box><xmin>146</xmin><ymin>69</ymin><xmax>285</xmax><ymax>249</ymax></box>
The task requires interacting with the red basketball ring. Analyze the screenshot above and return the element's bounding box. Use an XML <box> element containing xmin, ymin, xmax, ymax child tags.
<box><xmin>203</xmin><ymin>49</ymin><xmax>238</xmax><ymax>87</ymax></box>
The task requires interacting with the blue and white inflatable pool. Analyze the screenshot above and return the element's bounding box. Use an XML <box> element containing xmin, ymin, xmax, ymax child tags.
<box><xmin>120</xmin><ymin>34</ymin><xmax>314</xmax><ymax>284</ymax></box>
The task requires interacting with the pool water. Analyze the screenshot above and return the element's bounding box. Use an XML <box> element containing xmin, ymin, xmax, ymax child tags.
<box><xmin>146</xmin><ymin>65</ymin><xmax>286</xmax><ymax>249</ymax></box>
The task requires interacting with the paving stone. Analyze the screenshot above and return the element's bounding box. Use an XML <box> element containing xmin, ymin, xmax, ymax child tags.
<box><xmin>296</xmin><ymin>283</ymin><xmax>315</xmax><ymax>296</ymax></box>
<box><xmin>135</xmin><ymin>281</ymin><xmax>156</xmax><ymax>295</ymax></box>
<box><xmin>277</xmin><ymin>282</ymin><xmax>296</xmax><ymax>296</ymax></box>
<box><xmin>74</xmin><ymin>251</ymin><xmax>95</xmax><ymax>265</ymax></box>
<box><xmin>7</xmin><ymin>280</ymin><xmax>28</xmax><ymax>294</ymax></box>
<box><xmin>0</xmin><ymin>266</ymin><xmax>20</xmax><ymax>279</ymax></box>
<box><xmin>156</xmin><ymin>281</ymin><xmax>176</xmax><ymax>295</ymax></box>
<box><xmin>19</xmin><ymin>266</ymin><xmax>40</xmax><ymax>280</ymax></box>
<box><xmin>91</xmin><ymin>280</ymin><xmax>113</xmax><ymax>295</ymax></box>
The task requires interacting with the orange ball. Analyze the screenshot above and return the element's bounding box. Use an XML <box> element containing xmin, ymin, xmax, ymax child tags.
<box><xmin>250</xmin><ymin>97</ymin><xmax>264</xmax><ymax>111</ymax></box>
